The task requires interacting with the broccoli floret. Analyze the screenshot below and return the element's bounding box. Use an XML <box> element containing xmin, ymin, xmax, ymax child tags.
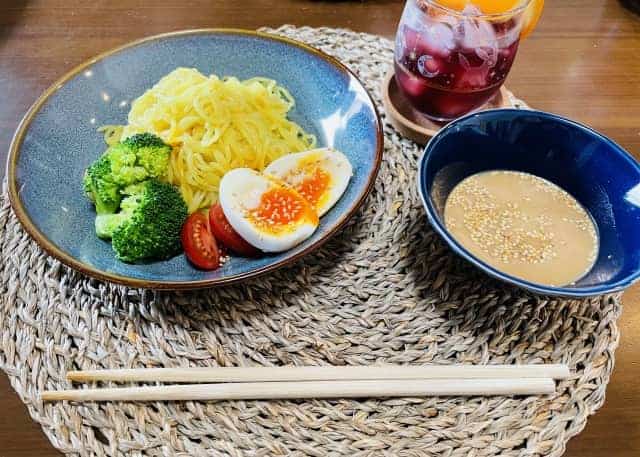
<box><xmin>83</xmin><ymin>132</ymin><xmax>172</xmax><ymax>217</ymax></box>
<box><xmin>82</xmin><ymin>171</ymin><xmax>95</xmax><ymax>203</ymax></box>
<box><xmin>94</xmin><ymin>184</ymin><xmax>145</xmax><ymax>239</ymax></box>
<box><xmin>95</xmin><ymin>213</ymin><xmax>129</xmax><ymax>239</ymax></box>
<box><xmin>109</xmin><ymin>179</ymin><xmax>188</xmax><ymax>262</ymax></box>
<box><xmin>115</xmin><ymin>133</ymin><xmax>172</xmax><ymax>182</ymax></box>
<box><xmin>127</xmin><ymin>134</ymin><xmax>172</xmax><ymax>179</ymax></box>
<box><xmin>83</xmin><ymin>154</ymin><xmax>121</xmax><ymax>214</ymax></box>
<box><xmin>107</xmin><ymin>143</ymin><xmax>149</xmax><ymax>186</ymax></box>
<box><xmin>122</xmin><ymin>132</ymin><xmax>169</xmax><ymax>149</ymax></box>
<box><xmin>106</xmin><ymin>133</ymin><xmax>171</xmax><ymax>186</ymax></box>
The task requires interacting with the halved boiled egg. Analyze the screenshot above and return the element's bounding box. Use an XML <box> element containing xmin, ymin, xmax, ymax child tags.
<box><xmin>264</xmin><ymin>147</ymin><xmax>353</xmax><ymax>216</ymax></box>
<box><xmin>219</xmin><ymin>168</ymin><xmax>319</xmax><ymax>253</ymax></box>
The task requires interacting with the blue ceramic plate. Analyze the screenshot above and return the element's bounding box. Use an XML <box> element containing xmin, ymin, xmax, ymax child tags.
<box><xmin>418</xmin><ymin>109</ymin><xmax>640</xmax><ymax>297</ymax></box>
<box><xmin>8</xmin><ymin>29</ymin><xmax>383</xmax><ymax>289</ymax></box>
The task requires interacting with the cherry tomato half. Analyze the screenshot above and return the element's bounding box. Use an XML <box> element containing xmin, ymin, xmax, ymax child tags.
<box><xmin>209</xmin><ymin>203</ymin><xmax>260</xmax><ymax>257</ymax></box>
<box><xmin>181</xmin><ymin>212</ymin><xmax>220</xmax><ymax>270</ymax></box>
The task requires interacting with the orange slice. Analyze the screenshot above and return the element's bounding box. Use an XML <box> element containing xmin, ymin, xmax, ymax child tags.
<box><xmin>435</xmin><ymin>0</ymin><xmax>520</xmax><ymax>14</ymax></box>
<box><xmin>435</xmin><ymin>0</ymin><xmax>544</xmax><ymax>39</ymax></box>
<box><xmin>519</xmin><ymin>0</ymin><xmax>544</xmax><ymax>39</ymax></box>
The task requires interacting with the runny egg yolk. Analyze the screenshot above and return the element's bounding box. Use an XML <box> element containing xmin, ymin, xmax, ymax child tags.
<box><xmin>295</xmin><ymin>167</ymin><xmax>331</xmax><ymax>210</ymax></box>
<box><xmin>248</xmin><ymin>187</ymin><xmax>318</xmax><ymax>233</ymax></box>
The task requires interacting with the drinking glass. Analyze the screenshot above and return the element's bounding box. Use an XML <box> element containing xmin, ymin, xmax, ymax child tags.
<box><xmin>394</xmin><ymin>0</ymin><xmax>530</xmax><ymax>121</ymax></box>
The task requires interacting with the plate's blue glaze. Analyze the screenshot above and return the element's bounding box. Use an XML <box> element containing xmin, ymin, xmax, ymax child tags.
<box><xmin>9</xmin><ymin>30</ymin><xmax>382</xmax><ymax>288</ymax></box>
<box><xmin>418</xmin><ymin>109</ymin><xmax>640</xmax><ymax>297</ymax></box>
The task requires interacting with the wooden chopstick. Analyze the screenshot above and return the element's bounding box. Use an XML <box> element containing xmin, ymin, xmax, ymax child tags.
<box><xmin>66</xmin><ymin>364</ymin><xmax>570</xmax><ymax>383</ymax></box>
<box><xmin>42</xmin><ymin>378</ymin><xmax>556</xmax><ymax>402</ymax></box>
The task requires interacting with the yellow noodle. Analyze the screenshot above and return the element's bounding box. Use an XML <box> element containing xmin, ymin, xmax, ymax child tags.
<box><xmin>97</xmin><ymin>125</ymin><xmax>124</xmax><ymax>146</ymax></box>
<box><xmin>113</xmin><ymin>68</ymin><xmax>314</xmax><ymax>212</ymax></box>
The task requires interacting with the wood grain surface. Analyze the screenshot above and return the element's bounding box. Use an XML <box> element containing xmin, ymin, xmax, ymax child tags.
<box><xmin>1</xmin><ymin>0</ymin><xmax>639</xmax><ymax>455</ymax></box>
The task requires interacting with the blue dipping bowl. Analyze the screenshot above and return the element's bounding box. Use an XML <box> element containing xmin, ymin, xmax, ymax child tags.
<box><xmin>418</xmin><ymin>109</ymin><xmax>640</xmax><ymax>297</ymax></box>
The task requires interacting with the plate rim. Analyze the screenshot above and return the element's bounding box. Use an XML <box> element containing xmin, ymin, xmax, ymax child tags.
<box><xmin>6</xmin><ymin>28</ymin><xmax>384</xmax><ymax>290</ymax></box>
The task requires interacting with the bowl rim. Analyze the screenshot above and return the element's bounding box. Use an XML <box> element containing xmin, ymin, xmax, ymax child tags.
<box><xmin>417</xmin><ymin>108</ymin><xmax>640</xmax><ymax>297</ymax></box>
<box><xmin>6</xmin><ymin>28</ymin><xmax>384</xmax><ymax>290</ymax></box>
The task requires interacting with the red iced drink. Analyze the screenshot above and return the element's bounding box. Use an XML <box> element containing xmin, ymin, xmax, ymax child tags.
<box><xmin>394</xmin><ymin>0</ymin><xmax>524</xmax><ymax>121</ymax></box>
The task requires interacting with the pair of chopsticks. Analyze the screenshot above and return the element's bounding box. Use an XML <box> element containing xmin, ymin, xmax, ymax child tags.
<box><xmin>41</xmin><ymin>364</ymin><xmax>570</xmax><ymax>402</ymax></box>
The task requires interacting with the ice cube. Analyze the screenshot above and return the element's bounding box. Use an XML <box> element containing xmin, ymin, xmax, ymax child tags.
<box><xmin>423</xmin><ymin>22</ymin><xmax>456</xmax><ymax>58</ymax></box>
<box><xmin>404</xmin><ymin>0</ymin><xmax>429</xmax><ymax>29</ymax></box>
<box><xmin>497</xmin><ymin>24</ymin><xmax>521</xmax><ymax>48</ymax></box>
<box><xmin>455</xmin><ymin>5</ymin><xmax>498</xmax><ymax>52</ymax></box>
<box><xmin>455</xmin><ymin>53</ymin><xmax>490</xmax><ymax>89</ymax></box>
<box><xmin>402</xmin><ymin>22</ymin><xmax>455</xmax><ymax>61</ymax></box>
<box><xmin>475</xmin><ymin>46</ymin><xmax>497</xmax><ymax>68</ymax></box>
<box><xmin>402</xmin><ymin>26</ymin><xmax>422</xmax><ymax>56</ymax></box>
<box><xmin>458</xmin><ymin>52</ymin><xmax>472</xmax><ymax>70</ymax></box>
<box><xmin>456</xmin><ymin>67</ymin><xmax>490</xmax><ymax>89</ymax></box>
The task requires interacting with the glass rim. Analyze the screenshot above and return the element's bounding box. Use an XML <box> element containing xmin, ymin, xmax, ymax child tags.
<box><xmin>417</xmin><ymin>0</ymin><xmax>532</xmax><ymax>19</ymax></box>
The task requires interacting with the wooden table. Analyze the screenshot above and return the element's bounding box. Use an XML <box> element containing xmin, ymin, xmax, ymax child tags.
<box><xmin>1</xmin><ymin>0</ymin><xmax>638</xmax><ymax>455</ymax></box>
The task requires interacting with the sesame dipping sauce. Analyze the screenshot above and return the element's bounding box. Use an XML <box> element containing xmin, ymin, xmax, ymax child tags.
<box><xmin>444</xmin><ymin>170</ymin><xmax>599</xmax><ymax>287</ymax></box>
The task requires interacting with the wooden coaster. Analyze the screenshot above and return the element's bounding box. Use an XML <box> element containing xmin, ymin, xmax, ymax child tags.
<box><xmin>381</xmin><ymin>72</ymin><xmax>517</xmax><ymax>144</ymax></box>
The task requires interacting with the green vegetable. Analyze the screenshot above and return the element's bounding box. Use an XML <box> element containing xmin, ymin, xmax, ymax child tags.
<box><xmin>94</xmin><ymin>183</ymin><xmax>141</xmax><ymax>240</ymax></box>
<box><xmin>99</xmin><ymin>179</ymin><xmax>188</xmax><ymax>262</ymax></box>
<box><xmin>122</xmin><ymin>133</ymin><xmax>172</xmax><ymax>178</ymax></box>
<box><xmin>106</xmin><ymin>133</ymin><xmax>172</xmax><ymax>186</ymax></box>
<box><xmin>83</xmin><ymin>134</ymin><xmax>185</xmax><ymax>262</ymax></box>
<box><xmin>83</xmin><ymin>132</ymin><xmax>176</xmax><ymax>245</ymax></box>
<box><xmin>83</xmin><ymin>154</ymin><xmax>121</xmax><ymax>214</ymax></box>
<box><xmin>83</xmin><ymin>133</ymin><xmax>171</xmax><ymax>204</ymax></box>
<box><xmin>95</xmin><ymin>212</ymin><xmax>129</xmax><ymax>240</ymax></box>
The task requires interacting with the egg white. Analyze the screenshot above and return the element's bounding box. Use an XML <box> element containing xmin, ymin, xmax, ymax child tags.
<box><xmin>264</xmin><ymin>147</ymin><xmax>353</xmax><ymax>216</ymax></box>
<box><xmin>218</xmin><ymin>168</ymin><xmax>318</xmax><ymax>253</ymax></box>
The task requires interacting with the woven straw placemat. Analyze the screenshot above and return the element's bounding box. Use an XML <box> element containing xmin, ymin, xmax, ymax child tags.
<box><xmin>0</xmin><ymin>25</ymin><xmax>621</xmax><ymax>457</ymax></box>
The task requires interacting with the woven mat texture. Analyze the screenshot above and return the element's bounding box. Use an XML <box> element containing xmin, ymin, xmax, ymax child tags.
<box><xmin>0</xmin><ymin>25</ymin><xmax>621</xmax><ymax>457</ymax></box>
